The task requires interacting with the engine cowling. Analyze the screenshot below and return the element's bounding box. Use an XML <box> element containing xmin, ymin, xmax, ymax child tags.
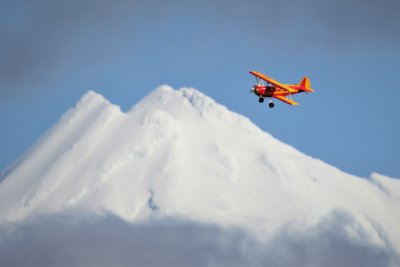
<box><xmin>254</xmin><ymin>85</ymin><xmax>266</xmax><ymax>96</ymax></box>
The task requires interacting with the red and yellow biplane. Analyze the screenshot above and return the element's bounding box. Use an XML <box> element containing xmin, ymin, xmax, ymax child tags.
<box><xmin>249</xmin><ymin>71</ymin><xmax>314</xmax><ymax>108</ymax></box>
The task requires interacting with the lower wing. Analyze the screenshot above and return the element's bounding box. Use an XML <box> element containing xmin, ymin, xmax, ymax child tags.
<box><xmin>274</xmin><ymin>95</ymin><xmax>299</xmax><ymax>105</ymax></box>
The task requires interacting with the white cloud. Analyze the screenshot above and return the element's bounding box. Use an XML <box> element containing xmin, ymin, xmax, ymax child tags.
<box><xmin>0</xmin><ymin>210</ymin><xmax>397</xmax><ymax>267</ymax></box>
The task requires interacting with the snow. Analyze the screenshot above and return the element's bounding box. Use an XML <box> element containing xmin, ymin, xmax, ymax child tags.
<box><xmin>0</xmin><ymin>86</ymin><xmax>399</xmax><ymax>259</ymax></box>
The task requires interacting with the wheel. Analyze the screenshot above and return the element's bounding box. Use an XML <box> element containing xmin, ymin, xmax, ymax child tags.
<box><xmin>258</xmin><ymin>97</ymin><xmax>264</xmax><ymax>103</ymax></box>
<box><xmin>269</xmin><ymin>102</ymin><xmax>275</xmax><ymax>108</ymax></box>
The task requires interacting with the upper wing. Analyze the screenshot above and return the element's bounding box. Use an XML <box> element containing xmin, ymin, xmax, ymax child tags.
<box><xmin>250</xmin><ymin>71</ymin><xmax>294</xmax><ymax>92</ymax></box>
<box><xmin>274</xmin><ymin>95</ymin><xmax>299</xmax><ymax>105</ymax></box>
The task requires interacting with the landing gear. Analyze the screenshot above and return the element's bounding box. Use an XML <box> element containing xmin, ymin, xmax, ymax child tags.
<box><xmin>257</xmin><ymin>97</ymin><xmax>274</xmax><ymax>108</ymax></box>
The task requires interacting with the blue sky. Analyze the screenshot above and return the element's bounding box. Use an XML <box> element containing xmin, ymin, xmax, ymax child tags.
<box><xmin>1</xmin><ymin>0</ymin><xmax>399</xmax><ymax>178</ymax></box>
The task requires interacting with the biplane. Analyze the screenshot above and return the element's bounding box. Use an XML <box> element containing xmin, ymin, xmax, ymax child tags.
<box><xmin>249</xmin><ymin>71</ymin><xmax>314</xmax><ymax>108</ymax></box>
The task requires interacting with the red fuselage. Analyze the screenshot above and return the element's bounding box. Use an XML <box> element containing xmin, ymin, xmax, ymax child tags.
<box><xmin>253</xmin><ymin>84</ymin><xmax>302</xmax><ymax>98</ymax></box>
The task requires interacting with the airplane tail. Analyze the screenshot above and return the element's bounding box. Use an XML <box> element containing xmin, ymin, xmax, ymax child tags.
<box><xmin>298</xmin><ymin>77</ymin><xmax>314</xmax><ymax>92</ymax></box>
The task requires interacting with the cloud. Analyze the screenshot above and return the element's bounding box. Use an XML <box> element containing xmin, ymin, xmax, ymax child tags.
<box><xmin>259</xmin><ymin>211</ymin><xmax>397</xmax><ymax>267</ymax></box>
<box><xmin>0</xmin><ymin>210</ymin><xmax>398</xmax><ymax>267</ymax></box>
<box><xmin>0</xmin><ymin>0</ymin><xmax>141</xmax><ymax>95</ymax></box>
<box><xmin>302</xmin><ymin>0</ymin><xmax>400</xmax><ymax>50</ymax></box>
<box><xmin>2</xmin><ymin>0</ymin><xmax>398</xmax><ymax>97</ymax></box>
<box><xmin>0</xmin><ymin>213</ymin><xmax>251</xmax><ymax>267</ymax></box>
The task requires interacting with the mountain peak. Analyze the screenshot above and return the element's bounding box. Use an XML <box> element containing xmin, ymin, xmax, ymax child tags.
<box><xmin>76</xmin><ymin>90</ymin><xmax>109</xmax><ymax>108</ymax></box>
<box><xmin>132</xmin><ymin>86</ymin><xmax>226</xmax><ymax>118</ymax></box>
<box><xmin>180</xmin><ymin>87</ymin><xmax>217</xmax><ymax>110</ymax></box>
<box><xmin>0</xmin><ymin>86</ymin><xmax>399</xmax><ymax>256</ymax></box>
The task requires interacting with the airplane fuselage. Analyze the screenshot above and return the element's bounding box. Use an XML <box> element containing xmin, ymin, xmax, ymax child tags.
<box><xmin>253</xmin><ymin>84</ymin><xmax>301</xmax><ymax>98</ymax></box>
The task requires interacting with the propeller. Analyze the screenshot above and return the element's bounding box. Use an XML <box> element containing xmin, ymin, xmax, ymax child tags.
<box><xmin>249</xmin><ymin>86</ymin><xmax>255</xmax><ymax>94</ymax></box>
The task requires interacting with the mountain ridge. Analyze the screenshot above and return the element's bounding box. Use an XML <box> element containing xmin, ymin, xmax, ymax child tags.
<box><xmin>0</xmin><ymin>86</ymin><xmax>399</xmax><ymax>256</ymax></box>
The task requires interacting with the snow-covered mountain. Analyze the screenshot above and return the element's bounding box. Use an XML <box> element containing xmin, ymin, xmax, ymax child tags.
<box><xmin>0</xmin><ymin>86</ymin><xmax>399</xmax><ymax>265</ymax></box>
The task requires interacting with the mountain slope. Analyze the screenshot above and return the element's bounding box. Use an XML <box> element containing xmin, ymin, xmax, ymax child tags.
<box><xmin>0</xmin><ymin>86</ymin><xmax>399</xmax><ymax>255</ymax></box>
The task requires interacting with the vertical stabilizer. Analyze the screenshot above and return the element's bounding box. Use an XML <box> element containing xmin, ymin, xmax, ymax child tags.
<box><xmin>298</xmin><ymin>77</ymin><xmax>313</xmax><ymax>92</ymax></box>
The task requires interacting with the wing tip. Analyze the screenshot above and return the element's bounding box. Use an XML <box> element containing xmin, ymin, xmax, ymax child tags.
<box><xmin>249</xmin><ymin>70</ymin><xmax>258</xmax><ymax>75</ymax></box>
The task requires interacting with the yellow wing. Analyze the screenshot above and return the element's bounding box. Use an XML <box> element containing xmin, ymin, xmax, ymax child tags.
<box><xmin>274</xmin><ymin>95</ymin><xmax>299</xmax><ymax>105</ymax></box>
<box><xmin>250</xmin><ymin>71</ymin><xmax>294</xmax><ymax>92</ymax></box>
